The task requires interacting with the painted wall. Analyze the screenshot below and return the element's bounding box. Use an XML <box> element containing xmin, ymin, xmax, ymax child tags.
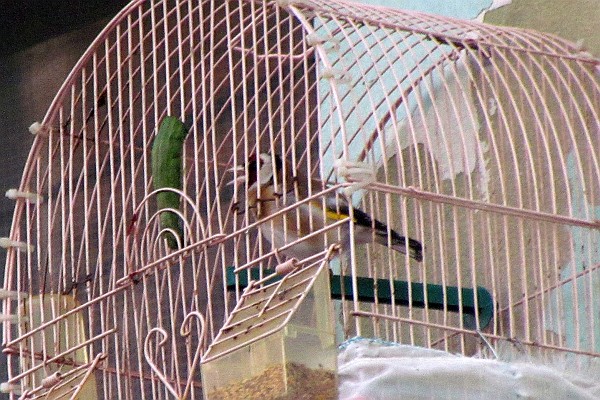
<box><xmin>353</xmin><ymin>0</ymin><xmax>599</xmax><ymax>57</ymax></box>
<box><xmin>485</xmin><ymin>0</ymin><xmax>600</xmax><ymax>56</ymax></box>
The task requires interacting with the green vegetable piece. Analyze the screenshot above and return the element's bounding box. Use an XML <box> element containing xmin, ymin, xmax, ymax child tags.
<box><xmin>151</xmin><ymin>116</ymin><xmax>189</xmax><ymax>249</ymax></box>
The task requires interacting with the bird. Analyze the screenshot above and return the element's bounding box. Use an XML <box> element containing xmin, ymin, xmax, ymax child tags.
<box><xmin>233</xmin><ymin>153</ymin><xmax>423</xmax><ymax>262</ymax></box>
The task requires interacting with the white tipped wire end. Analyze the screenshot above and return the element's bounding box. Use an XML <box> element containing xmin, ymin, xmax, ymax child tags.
<box><xmin>0</xmin><ymin>238</ymin><xmax>34</xmax><ymax>253</ymax></box>
<box><xmin>29</xmin><ymin>121</ymin><xmax>43</xmax><ymax>135</ymax></box>
<box><xmin>0</xmin><ymin>382</ymin><xmax>21</xmax><ymax>395</ymax></box>
<box><xmin>0</xmin><ymin>314</ymin><xmax>24</xmax><ymax>324</ymax></box>
<box><xmin>464</xmin><ymin>31</ymin><xmax>481</xmax><ymax>41</ymax></box>
<box><xmin>5</xmin><ymin>188</ymin><xmax>43</xmax><ymax>204</ymax></box>
<box><xmin>321</xmin><ymin>68</ymin><xmax>337</xmax><ymax>79</ymax></box>
<box><xmin>306</xmin><ymin>33</ymin><xmax>327</xmax><ymax>47</ymax></box>
<box><xmin>305</xmin><ymin>33</ymin><xmax>341</xmax><ymax>55</ymax></box>
<box><xmin>320</xmin><ymin>67</ymin><xmax>350</xmax><ymax>82</ymax></box>
<box><xmin>325</xmin><ymin>42</ymin><xmax>341</xmax><ymax>55</ymax></box>
<box><xmin>0</xmin><ymin>289</ymin><xmax>25</xmax><ymax>300</ymax></box>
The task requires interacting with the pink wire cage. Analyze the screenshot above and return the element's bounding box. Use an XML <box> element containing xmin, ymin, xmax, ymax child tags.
<box><xmin>2</xmin><ymin>0</ymin><xmax>600</xmax><ymax>398</ymax></box>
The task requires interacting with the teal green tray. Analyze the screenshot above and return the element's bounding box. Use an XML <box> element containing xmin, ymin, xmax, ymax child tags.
<box><xmin>226</xmin><ymin>266</ymin><xmax>494</xmax><ymax>330</ymax></box>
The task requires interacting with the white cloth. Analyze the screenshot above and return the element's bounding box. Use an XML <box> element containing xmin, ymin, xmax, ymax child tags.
<box><xmin>338</xmin><ymin>338</ymin><xmax>600</xmax><ymax>400</ymax></box>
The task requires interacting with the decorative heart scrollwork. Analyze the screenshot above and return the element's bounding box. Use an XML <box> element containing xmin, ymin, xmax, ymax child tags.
<box><xmin>143</xmin><ymin>312</ymin><xmax>207</xmax><ymax>399</ymax></box>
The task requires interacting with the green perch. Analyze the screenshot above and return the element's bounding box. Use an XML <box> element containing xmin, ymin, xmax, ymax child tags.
<box><xmin>151</xmin><ymin>116</ymin><xmax>189</xmax><ymax>249</ymax></box>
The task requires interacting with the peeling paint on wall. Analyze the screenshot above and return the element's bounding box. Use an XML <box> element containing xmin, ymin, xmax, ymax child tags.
<box><xmin>547</xmin><ymin>153</ymin><xmax>600</xmax><ymax>351</ymax></box>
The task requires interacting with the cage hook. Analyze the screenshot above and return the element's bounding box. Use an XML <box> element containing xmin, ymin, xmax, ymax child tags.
<box><xmin>144</xmin><ymin>328</ymin><xmax>181</xmax><ymax>399</ymax></box>
<box><xmin>180</xmin><ymin>312</ymin><xmax>207</xmax><ymax>400</ymax></box>
<box><xmin>476</xmin><ymin>330</ymin><xmax>498</xmax><ymax>359</ymax></box>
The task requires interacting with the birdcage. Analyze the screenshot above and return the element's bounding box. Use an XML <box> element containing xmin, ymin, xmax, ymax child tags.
<box><xmin>2</xmin><ymin>0</ymin><xmax>599</xmax><ymax>398</ymax></box>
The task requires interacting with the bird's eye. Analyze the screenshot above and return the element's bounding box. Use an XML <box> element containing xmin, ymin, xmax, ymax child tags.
<box><xmin>258</xmin><ymin>153</ymin><xmax>271</xmax><ymax>165</ymax></box>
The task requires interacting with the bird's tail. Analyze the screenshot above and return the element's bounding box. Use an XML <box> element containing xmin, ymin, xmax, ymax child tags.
<box><xmin>348</xmin><ymin>206</ymin><xmax>423</xmax><ymax>262</ymax></box>
<box><xmin>375</xmin><ymin>227</ymin><xmax>423</xmax><ymax>262</ymax></box>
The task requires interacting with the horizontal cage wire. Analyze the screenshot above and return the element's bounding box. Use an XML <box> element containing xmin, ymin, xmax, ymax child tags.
<box><xmin>2</xmin><ymin>0</ymin><xmax>599</xmax><ymax>398</ymax></box>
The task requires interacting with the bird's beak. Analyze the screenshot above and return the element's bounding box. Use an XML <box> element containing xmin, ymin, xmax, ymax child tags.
<box><xmin>227</xmin><ymin>165</ymin><xmax>245</xmax><ymax>173</ymax></box>
<box><xmin>226</xmin><ymin>165</ymin><xmax>246</xmax><ymax>186</ymax></box>
<box><xmin>226</xmin><ymin>176</ymin><xmax>246</xmax><ymax>186</ymax></box>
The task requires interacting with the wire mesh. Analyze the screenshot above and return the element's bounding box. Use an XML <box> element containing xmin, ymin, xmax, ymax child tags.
<box><xmin>2</xmin><ymin>0</ymin><xmax>599</xmax><ymax>398</ymax></box>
